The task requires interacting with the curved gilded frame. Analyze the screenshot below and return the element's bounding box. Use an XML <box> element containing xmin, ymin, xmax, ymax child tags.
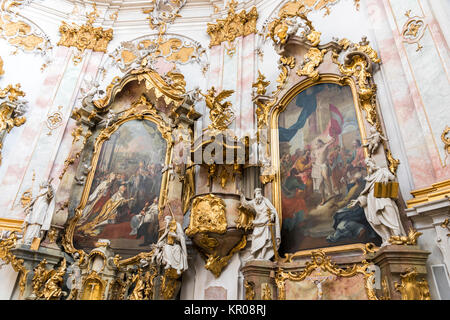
<box><xmin>269</xmin><ymin>74</ymin><xmax>370</xmax><ymax>258</ymax></box>
<box><xmin>275</xmin><ymin>250</ymin><xmax>378</xmax><ymax>300</ymax></box>
<box><xmin>64</xmin><ymin>106</ymin><xmax>173</xmax><ymax>264</ymax></box>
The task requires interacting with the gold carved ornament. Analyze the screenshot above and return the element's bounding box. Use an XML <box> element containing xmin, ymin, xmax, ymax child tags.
<box><xmin>160</xmin><ymin>267</ymin><xmax>181</xmax><ymax>300</ymax></box>
<box><xmin>57</xmin><ymin>3</ymin><xmax>113</xmax><ymax>64</ymax></box>
<box><xmin>80</xmin><ymin>270</ymin><xmax>107</xmax><ymax>300</ymax></box>
<box><xmin>244</xmin><ymin>280</ymin><xmax>255</xmax><ymax>300</ymax></box>
<box><xmin>206</xmin><ymin>0</ymin><xmax>258</xmax><ymax>52</ymax></box>
<box><xmin>0</xmin><ymin>56</ymin><xmax>4</xmax><ymax>75</ymax></box>
<box><xmin>128</xmin><ymin>266</ymin><xmax>158</xmax><ymax>300</ymax></box>
<box><xmin>200</xmin><ymin>87</ymin><xmax>235</xmax><ymax>133</ymax></box>
<box><xmin>204</xmin><ymin>235</ymin><xmax>247</xmax><ymax>278</ymax></box>
<box><xmin>442</xmin><ymin>126</ymin><xmax>450</xmax><ymax>166</ymax></box>
<box><xmin>0</xmin><ymin>232</ymin><xmax>29</xmax><ymax>297</ymax></box>
<box><xmin>0</xmin><ymin>13</ymin><xmax>51</xmax><ymax>57</ymax></box>
<box><xmin>261</xmin><ymin>283</ymin><xmax>272</xmax><ymax>300</ymax></box>
<box><xmin>402</xmin><ymin>10</ymin><xmax>426</xmax><ymax>52</ymax></box>
<box><xmin>93</xmin><ymin>69</ymin><xmax>186</xmax><ymax>111</ymax></box>
<box><xmin>389</xmin><ymin>229</ymin><xmax>422</xmax><ymax>246</ymax></box>
<box><xmin>185</xmin><ymin>194</ymin><xmax>227</xmax><ymax>237</ymax></box>
<box><xmin>31</xmin><ymin>258</ymin><xmax>67</xmax><ymax>300</ymax></box>
<box><xmin>254</xmin><ymin>56</ymin><xmax>296</xmax><ymax>131</ymax></box>
<box><xmin>275</xmin><ymin>250</ymin><xmax>378</xmax><ymax>300</ymax></box>
<box><xmin>62</xmin><ymin>94</ymin><xmax>173</xmax><ymax>263</ymax></box>
<box><xmin>0</xmin><ymin>89</ymin><xmax>27</xmax><ymax>164</ymax></box>
<box><xmin>394</xmin><ymin>267</ymin><xmax>431</xmax><ymax>300</ymax></box>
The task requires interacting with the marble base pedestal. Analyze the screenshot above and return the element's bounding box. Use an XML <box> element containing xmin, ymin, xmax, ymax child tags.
<box><xmin>241</xmin><ymin>260</ymin><xmax>277</xmax><ymax>300</ymax></box>
<box><xmin>372</xmin><ymin>244</ymin><xmax>430</xmax><ymax>300</ymax></box>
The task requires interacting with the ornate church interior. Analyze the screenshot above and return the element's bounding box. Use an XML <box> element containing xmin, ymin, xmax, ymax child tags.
<box><xmin>0</xmin><ymin>0</ymin><xmax>449</xmax><ymax>301</ymax></box>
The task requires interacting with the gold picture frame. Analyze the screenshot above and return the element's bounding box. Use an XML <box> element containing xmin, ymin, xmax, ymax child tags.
<box><xmin>63</xmin><ymin>95</ymin><xmax>173</xmax><ymax>264</ymax></box>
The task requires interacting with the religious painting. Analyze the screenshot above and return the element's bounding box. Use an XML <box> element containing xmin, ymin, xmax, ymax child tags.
<box><xmin>74</xmin><ymin>119</ymin><xmax>166</xmax><ymax>256</ymax></box>
<box><xmin>277</xmin><ymin>83</ymin><xmax>381</xmax><ymax>255</ymax></box>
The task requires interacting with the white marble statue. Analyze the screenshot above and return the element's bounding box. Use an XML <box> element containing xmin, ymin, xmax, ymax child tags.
<box><xmin>363</xmin><ymin>126</ymin><xmax>388</xmax><ymax>156</ymax></box>
<box><xmin>349</xmin><ymin>157</ymin><xmax>406</xmax><ymax>246</ymax></box>
<box><xmin>22</xmin><ymin>179</ymin><xmax>55</xmax><ymax>245</ymax></box>
<box><xmin>151</xmin><ymin>215</ymin><xmax>188</xmax><ymax>275</ymax></box>
<box><xmin>240</xmin><ymin>188</ymin><xmax>281</xmax><ymax>261</ymax></box>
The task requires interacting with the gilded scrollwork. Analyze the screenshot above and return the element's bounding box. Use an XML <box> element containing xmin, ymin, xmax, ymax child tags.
<box><xmin>206</xmin><ymin>0</ymin><xmax>258</xmax><ymax>49</ymax></box>
<box><xmin>394</xmin><ymin>267</ymin><xmax>431</xmax><ymax>300</ymax></box>
<box><xmin>402</xmin><ymin>10</ymin><xmax>426</xmax><ymax>52</ymax></box>
<box><xmin>275</xmin><ymin>250</ymin><xmax>378</xmax><ymax>300</ymax></box>
<box><xmin>185</xmin><ymin>194</ymin><xmax>227</xmax><ymax>236</ymax></box>
<box><xmin>57</xmin><ymin>3</ymin><xmax>113</xmax><ymax>63</ymax></box>
<box><xmin>244</xmin><ymin>280</ymin><xmax>255</xmax><ymax>300</ymax></box>
<box><xmin>389</xmin><ymin>229</ymin><xmax>422</xmax><ymax>246</ymax></box>
<box><xmin>204</xmin><ymin>235</ymin><xmax>247</xmax><ymax>278</ymax></box>
<box><xmin>30</xmin><ymin>258</ymin><xmax>67</xmax><ymax>300</ymax></box>
<box><xmin>0</xmin><ymin>232</ymin><xmax>29</xmax><ymax>297</ymax></box>
<box><xmin>296</xmin><ymin>47</ymin><xmax>327</xmax><ymax>81</ymax></box>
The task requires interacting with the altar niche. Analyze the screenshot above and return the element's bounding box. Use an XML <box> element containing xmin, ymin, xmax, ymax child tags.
<box><xmin>273</xmin><ymin>81</ymin><xmax>382</xmax><ymax>256</ymax></box>
<box><xmin>73</xmin><ymin>117</ymin><xmax>168</xmax><ymax>257</ymax></box>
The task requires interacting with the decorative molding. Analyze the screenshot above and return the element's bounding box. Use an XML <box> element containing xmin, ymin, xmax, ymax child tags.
<box><xmin>394</xmin><ymin>267</ymin><xmax>431</xmax><ymax>300</ymax></box>
<box><xmin>185</xmin><ymin>194</ymin><xmax>227</xmax><ymax>236</ymax></box>
<box><xmin>107</xmin><ymin>34</ymin><xmax>208</xmax><ymax>76</ymax></box>
<box><xmin>143</xmin><ymin>0</ymin><xmax>186</xmax><ymax>40</ymax></box>
<box><xmin>57</xmin><ymin>3</ymin><xmax>113</xmax><ymax>64</ymax></box>
<box><xmin>0</xmin><ymin>217</ymin><xmax>23</xmax><ymax>232</ymax></box>
<box><xmin>401</xmin><ymin>10</ymin><xmax>426</xmax><ymax>52</ymax></box>
<box><xmin>406</xmin><ymin>179</ymin><xmax>450</xmax><ymax>208</ymax></box>
<box><xmin>275</xmin><ymin>250</ymin><xmax>378</xmax><ymax>300</ymax></box>
<box><xmin>206</xmin><ymin>0</ymin><xmax>258</xmax><ymax>51</ymax></box>
<box><xmin>0</xmin><ymin>232</ymin><xmax>29</xmax><ymax>297</ymax></box>
<box><xmin>0</xmin><ymin>12</ymin><xmax>52</xmax><ymax>61</ymax></box>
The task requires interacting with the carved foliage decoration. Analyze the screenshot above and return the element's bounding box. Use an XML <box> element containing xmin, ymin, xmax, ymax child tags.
<box><xmin>275</xmin><ymin>250</ymin><xmax>378</xmax><ymax>300</ymax></box>
<box><xmin>394</xmin><ymin>267</ymin><xmax>431</xmax><ymax>300</ymax></box>
<box><xmin>206</xmin><ymin>0</ymin><xmax>258</xmax><ymax>48</ymax></box>
<box><xmin>402</xmin><ymin>10</ymin><xmax>426</xmax><ymax>52</ymax></box>
<box><xmin>57</xmin><ymin>3</ymin><xmax>113</xmax><ymax>62</ymax></box>
<box><xmin>108</xmin><ymin>36</ymin><xmax>208</xmax><ymax>75</ymax></box>
<box><xmin>185</xmin><ymin>194</ymin><xmax>227</xmax><ymax>236</ymax></box>
<box><xmin>0</xmin><ymin>232</ymin><xmax>29</xmax><ymax>297</ymax></box>
<box><xmin>0</xmin><ymin>12</ymin><xmax>52</xmax><ymax>56</ymax></box>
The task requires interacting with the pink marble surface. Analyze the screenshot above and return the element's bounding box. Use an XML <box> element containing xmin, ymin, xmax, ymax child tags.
<box><xmin>366</xmin><ymin>0</ymin><xmax>450</xmax><ymax>189</ymax></box>
<box><xmin>0</xmin><ymin>46</ymin><xmax>71</xmax><ymax>218</ymax></box>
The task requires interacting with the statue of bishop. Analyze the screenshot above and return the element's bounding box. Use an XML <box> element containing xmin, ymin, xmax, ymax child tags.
<box><xmin>240</xmin><ymin>188</ymin><xmax>281</xmax><ymax>261</ymax></box>
<box><xmin>22</xmin><ymin>179</ymin><xmax>55</xmax><ymax>247</ymax></box>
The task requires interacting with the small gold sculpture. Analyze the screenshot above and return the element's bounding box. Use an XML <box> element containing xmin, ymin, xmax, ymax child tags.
<box><xmin>200</xmin><ymin>87</ymin><xmax>235</xmax><ymax>132</ymax></box>
<box><xmin>389</xmin><ymin>229</ymin><xmax>422</xmax><ymax>246</ymax></box>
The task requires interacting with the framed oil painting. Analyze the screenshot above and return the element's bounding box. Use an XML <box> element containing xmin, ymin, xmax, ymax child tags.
<box><xmin>276</xmin><ymin>83</ymin><xmax>381</xmax><ymax>255</ymax></box>
<box><xmin>73</xmin><ymin>118</ymin><xmax>167</xmax><ymax>256</ymax></box>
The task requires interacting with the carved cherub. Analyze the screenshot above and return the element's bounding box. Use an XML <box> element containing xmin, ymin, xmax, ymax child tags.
<box><xmin>363</xmin><ymin>126</ymin><xmax>388</xmax><ymax>156</ymax></box>
<box><xmin>200</xmin><ymin>87</ymin><xmax>235</xmax><ymax>131</ymax></box>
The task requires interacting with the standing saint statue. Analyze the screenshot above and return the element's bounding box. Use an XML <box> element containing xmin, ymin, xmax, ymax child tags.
<box><xmin>151</xmin><ymin>215</ymin><xmax>188</xmax><ymax>275</ymax></box>
<box><xmin>240</xmin><ymin>188</ymin><xmax>281</xmax><ymax>261</ymax></box>
<box><xmin>22</xmin><ymin>179</ymin><xmax>55</xmax><ymax>246</ymax></box>
<box><xmin>349</xmin><ymin>157</ymin><xmax>406</xmax><ymax>246</ymax></box>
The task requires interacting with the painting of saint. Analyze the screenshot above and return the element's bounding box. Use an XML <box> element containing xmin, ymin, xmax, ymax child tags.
<box><xmin>74</xmin><ymin>119</ymin><xmax>166</xmax><ymax>256</ymax></box>
<box><xmin>277</xmin><ymin>83</ymin><xmax>381</xmax><ymax>255</ymax></box>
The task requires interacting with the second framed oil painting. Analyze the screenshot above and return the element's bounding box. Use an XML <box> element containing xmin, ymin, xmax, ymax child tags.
<box><xmin>73</xmin><ymin>118</ymin><xmax>167</xmax><ymax>257</ymax></box>
<box><xmin>276</xmin><ymin>82</ymin><xmax>382</xmax><ymax>255</ymax></box>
